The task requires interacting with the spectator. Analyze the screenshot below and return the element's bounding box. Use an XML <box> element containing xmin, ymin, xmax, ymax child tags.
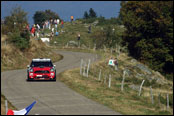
<box><xmin>42</xmin><ymin>23</ymin><xmax>45</xmax><ymax>29</ymax></box>
<box><xmin>88</xmin><ymin>25</ymin><xmax>91</xmax><ymax>33</ymax></box>
<box><xmin>61</xmin><ymin>20</ymin><xmax>64</xmax><ymax>28</ymax></box>
<box><xmin>55</xmin><ymin>31</ymin><xmax>59</xmax><ymax>36</ymax></box>
<box><xmin>36</xmin><ymin>31</ymin><xmax>39</xmax><ymax>38</ymax></box>
<box><xmin>57</xmin><ymin>19</ymin><xmax>60</xmax><ymax>25</ymax></box>
<box><xmin>36</xmin><ymin>24</ymin><xmax>40</xmax><ymax>31</ymax></box>
<box><xmin>77</xmin><ymin>33</ymin><xmax>80</xmax><ymax>40</ymax></box>
<box><xmin>48</xmin><ymin>21</ymin><xmax>51</xmax><ymax>30</ymax></box>
<box><xmin>45</xmin><ymin>21</ymin><xmax>48</xmax><ymax>28</ymax></box>
<box><xmin>71</xmin><ymin>16</ymin><xmax>74</xmax><ymax>24</ymax></box>
<box><xmin>50</xmin><ymin>32</ymin><xmax>54</xmax><ymax>40</ymax></box>
<box><xmin>54</xmin><ymin>19</ymin><xmax>58</xmax><ymax>30</ymax></box>
<box><xmin>77</xmin><ymin>33</ymin><xmax>80</xmax><ymax>47</ymax></box>
<box><xmin>114</xmin><ymin>57</ymin><xmax>118</xmax><ymax>70</ymax></box>
<box><xmin>30</xmin><ymin>25</ymin><xmax>36</xmax><ymax>37</ymax></box>
<box><xmin>52</xmin><ymin>28</ymin><xmax>54</xmax><ymax>34</ymax></box>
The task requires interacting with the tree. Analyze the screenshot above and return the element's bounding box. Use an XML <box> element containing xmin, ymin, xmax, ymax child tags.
<box><xmin>121</xmin><ymin>1</ymin><xmax>173</xmax><ymax>80</ymax></box>
<box><xmin>33</xmin><ymin>9</ymin><xmax>60</xmax><ymax>27</ymax></box>
<box><xmin>33</xmin><ymin>11</ymin><xmax>47</xmax><ymax>27</ymax></box>
<box><xmin>118</xmin><ymin>1</ymin><xmax>126</xmax><ymax>24</ymax></box>
<box><xmin>92</xmin><ymin>25</ymin><xmax>123</xmax><ymax>49</ymax></box>
<box><xmin>44</xmin><ymin>9</ymin><xmax>60</xmax><ymax>20</ymax></box>
<box><xmin>83</xmin><ymin>11</ymin><xmax>89</xmax><ymax>19</ymax></box>
<box><xmin>89</xmin><ymin>8</ymin><xmax>97</xmax><ymax>18</ymax></box>
<box><xmin>2</xmin><ymin>6</ymin><xmax>28</xmax><ymax>34</ymax></box>
<box><xmin>2</xmin><ymin>6</ymin><xmax>30</xmax><ymax>50</ymax></box>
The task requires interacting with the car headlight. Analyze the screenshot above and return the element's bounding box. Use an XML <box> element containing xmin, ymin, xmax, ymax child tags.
<box><xmin>50</xmin><ymin>68</ymin><xmax>54</xmax><ymax>72</ymax></box>
<box><xmin>30</xmin><ymin>69</ymin><xmax>33</xmax><ymax>72</ymax></box>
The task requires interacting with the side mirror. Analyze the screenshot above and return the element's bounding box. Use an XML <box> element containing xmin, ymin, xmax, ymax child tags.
<box><xmin>54</xmin><ymin>65</ymin><xmax>56</xmax><ymax>67</ymax></box>
<box><xmin>27</xmin><ymin>65</ymin><xmax>30</xmax><ymax>68</ymax></box>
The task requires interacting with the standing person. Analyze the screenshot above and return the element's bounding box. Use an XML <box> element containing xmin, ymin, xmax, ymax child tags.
<box><xmin>48</xmin><ymin>21</ymin><xmax>51</xmax><ymax>30</ymax></box>
<box><xmin>31</xmin><ymin>25</ymin><xmax>35</xmax><ymax>37</ymax></box>
<box><xmin>51</xmin><ymin>27</ymin><xmax>54</xmax><ymax>34</ymax></box>
<box><xmin>77</xmin><ymin>33</ymin><xmax>80</xmax><ymax>47</ymax></box>
<box><xmin>61</xmin><ymin>20</ymin><xmax>64</xmax><ymax>28</ymax></box>
<box><xmin>42</xmin><ymin>23</ymin><xmax>45</xmax><ymax>29</ymax></box>
<box><xmin>55</xmin><ymin>31</ymin><xmax>59</xmax><ymax>36</ymax></box>
<box><xmin>54</xmin><ymin>19</ymin><xmax>57</xmax><ymax>30</ymax></box>
<box><xmin>114</xmin><ymin>57</ymin><xmax>118</xmax><ymax>70</ymax></box>
<box><xmin>36</xmin><ymin>24</ymin><xmax>40</xmax><ymax>31</ymax></box>
<box><xmin>88</xmin><ymin>25</ymin><xmax>91</xmax><ymax>33</ymax></box>
<box><xmin>46</xmin><ymin>20</ymin><xmax>48</xmax><ymax>29</ymax></box>
<box><xmin>71</xmin><ymin>16</ymin><xmax>74</xmax><ymax>24</ymax></box>
<box><xmin>57</xmin><ymin>19</ymin><xmax>60</xmax><ymax>25</ymax></box>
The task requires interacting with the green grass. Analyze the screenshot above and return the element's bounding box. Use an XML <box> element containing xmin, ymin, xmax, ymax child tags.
<box><xmin>57</xmin><ymin>46</ymin><xmax>173</xmax><ymax>115</ymax></box>
<box><xmin>49</xmin><ymin>20</ymin><xmax>173</xmax><ymax>114</ymax></box>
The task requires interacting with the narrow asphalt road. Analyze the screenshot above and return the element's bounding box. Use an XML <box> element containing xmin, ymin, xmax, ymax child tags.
<box><xmin>1</xmin><ymin>50</ymin><xmax>121</xmax><ymax>115</ymax></box>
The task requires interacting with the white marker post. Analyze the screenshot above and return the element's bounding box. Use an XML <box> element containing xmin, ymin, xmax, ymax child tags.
<box><xmin>108</xmin><ymin>74</ymin><xmax>111</xmax><ymax>88</ymax></box>
<box><xmin>87</xmin><ymin>59</ymin><xmax>91</xmax><ymax>77</ymax></box>
<box><xmin>104</xmin><ymin>75</ymin><xmax>107</xmax><ymax>84</ymax></box>
<box><xmin>80</xmin><ymin>59</ymin><xmax>83</xmax><ymax>75</ymax></box>
<box><xmin>121</xmin><ymin>70</ymin><xmax>126</xmax><ymax>91</ymax></box>
<box><xmin>167</xmin><ymin>94</ymin><xmax>169</xmax><ymax>110</ymax></box>
<box><xmin>98</xmin><ymin>69</ymin><xmax>102</xmax><ymax>81</ymax></box>
<box><xmin>138</xmin><ymin>80</ymin><xmax>145</xmax><ymax>96</ymax></box>
<box><xmin>83</xmin><ymin>62</ymin><xmax>86</xmax><ymax>77</ymax></box>
<box><xmin>5</xmin><ymin>100</ymin><xmax>8</xmax><ymax>115</ymax></box>
<box><xmin>150</xmin><ymin>86</ymin><xmax>154</xmax><ymax>104</ymax></box>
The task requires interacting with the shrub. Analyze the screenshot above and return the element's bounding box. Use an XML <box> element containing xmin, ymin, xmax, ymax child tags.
<box><xmin>9</xmin><ymin>30</ymin><xmax>30</xmax><ymax>50</ymax></box>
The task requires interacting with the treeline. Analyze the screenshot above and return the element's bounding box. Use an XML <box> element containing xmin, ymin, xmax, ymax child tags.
<box><xmin>120</xmin><ymin>1</ymin><xmax>173</xmax><ymax>80</ymax></box>
<box><xmin>77</xmin><ymin>8</ymin><xmax>122</xmax><ymax>25</ymax></box>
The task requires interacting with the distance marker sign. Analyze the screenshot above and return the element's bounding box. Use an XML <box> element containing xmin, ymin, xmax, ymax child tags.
<box><xmin>108</xmin><ymin>59</ymin><xmax>115</xmax><ymax>66</ymax></box>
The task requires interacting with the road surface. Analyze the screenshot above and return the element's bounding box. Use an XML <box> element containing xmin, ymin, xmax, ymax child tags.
<box><xmin>1</xmin><ymin>50</ymin><xmax>121</xmax><ymax>115</ymax></box>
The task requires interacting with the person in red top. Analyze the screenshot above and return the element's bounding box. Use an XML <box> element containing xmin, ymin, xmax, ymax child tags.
<box><xmin>61</xmin><ymin>20</ymin><xmax>64</xmax><ymax>28</ymax></box>
<box><xmin>31</xmin><ymin>25</ymin><xmax>36</xmax><ymax>37</ymax></box>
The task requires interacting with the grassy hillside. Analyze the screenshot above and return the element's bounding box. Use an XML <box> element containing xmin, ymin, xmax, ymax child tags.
<box><xmin>47</xmin><ymin>20</ymin><xmax>124</xmax><ymax>49</ymax></box>
<box><xmin>43</xmin><ymin>20</ymin><xmax>173</xmax><ymax>115</ymax></box>
<box><xmin>58</xmin><ymin>49</ymin><xmax>173</xmax><ymax>115</ymax></box>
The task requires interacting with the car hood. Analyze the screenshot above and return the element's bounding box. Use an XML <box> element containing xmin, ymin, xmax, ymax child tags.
<box><xmin>32</xmin><ymin>67</ymin><xmax>52</xmax><ymax>71</ymax></box>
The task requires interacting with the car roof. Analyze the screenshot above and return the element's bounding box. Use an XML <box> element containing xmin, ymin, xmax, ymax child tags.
<box><xmin>32</xmin><ymin>58</ymin><xmax>51</xmax><ymax>62</ymax></box>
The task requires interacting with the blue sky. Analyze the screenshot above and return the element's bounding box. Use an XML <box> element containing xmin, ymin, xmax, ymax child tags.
<box><xmin>1</xmin><ymin>1</ymin><xmax>121</xmax><ymax>25</ymax></box>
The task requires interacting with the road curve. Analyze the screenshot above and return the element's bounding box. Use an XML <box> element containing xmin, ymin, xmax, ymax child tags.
<box><xmin>1</xmin><ymin>50</ymin><xmax>121</xmax><ymax>115</ymax></box>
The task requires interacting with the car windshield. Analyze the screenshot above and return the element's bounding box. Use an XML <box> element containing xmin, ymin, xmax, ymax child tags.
<box><xmin>30</xmin><ymin>61</ymin><xmax>53</xmax><ymax>67</ymax></box>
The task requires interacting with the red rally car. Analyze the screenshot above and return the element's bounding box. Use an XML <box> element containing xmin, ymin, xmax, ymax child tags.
<box><xmin>27</xmin><ymin>58</ymin><xmax>56</xmax><ymax>81</ymax></box>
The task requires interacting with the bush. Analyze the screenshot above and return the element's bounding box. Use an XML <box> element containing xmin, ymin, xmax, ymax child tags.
<box><xmin>9</xmin><ymin>30</ymin><xmax>30</xmax><ymax>50</ymax></box>
<box><xmin>82</xmin><ymin>18</ymin><xmax>96</xmax><ymax>24</ymax></box>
